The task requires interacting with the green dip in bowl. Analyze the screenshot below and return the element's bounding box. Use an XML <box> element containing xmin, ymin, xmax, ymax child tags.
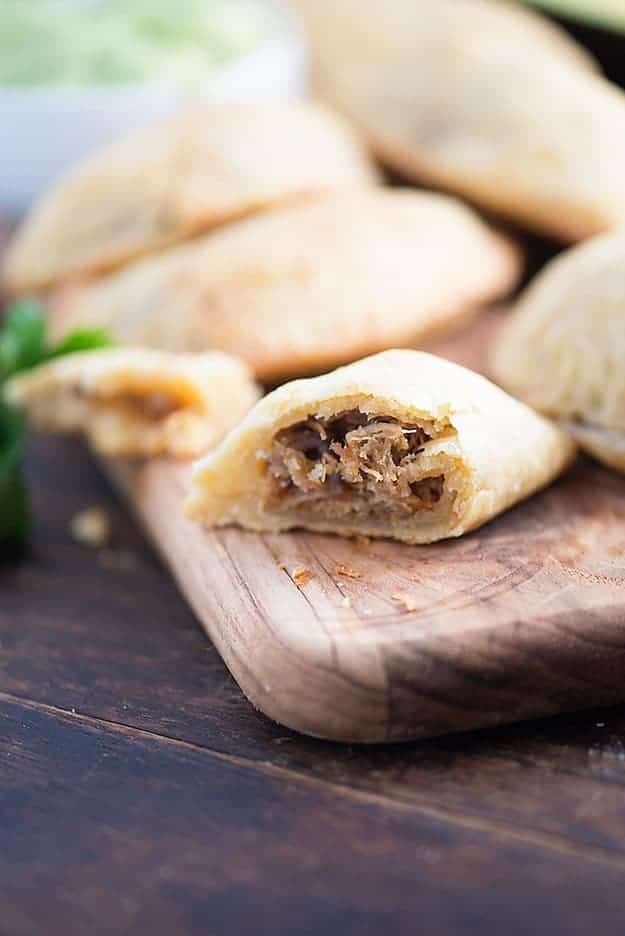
<box><xmin>0</xmin><ymin>0</ymin><xmax>279</xmax><ymax>87</ymax></box>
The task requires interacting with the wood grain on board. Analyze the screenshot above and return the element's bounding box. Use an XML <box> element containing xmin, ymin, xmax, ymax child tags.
<box><xmin>104</xmin><ymin>311</ymin><xmax>625</xmax><ymax>743</ymax></box>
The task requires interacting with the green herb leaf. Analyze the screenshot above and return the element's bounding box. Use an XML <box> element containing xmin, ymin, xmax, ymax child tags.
<box><xmin>0</xmin><ymin>398</ymin><xmax>29</xmax><ymax>553</ymax></box>
<box><xmin>48</xmin><ymin>327</ymin><xmax>115</xmax><ymax>359</ymax></box>
<box><xmin>0</xmin><ymin>296</ymin><xmax>115</xmax><ymax>554</ymax></box>
<box><xmin>0</xmin><ymin>298</ymin><xmax>47</xmax><ymax>379</ymax></box>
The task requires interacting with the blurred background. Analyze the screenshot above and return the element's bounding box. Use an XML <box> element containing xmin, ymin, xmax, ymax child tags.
<box><xmin>0</xmin><ymin>0</ymin><xmax>307</xmax><ymax>212</ymax></box>
<box><xmin>1</xmin><ymin>0</ymin><xmax>625</xmax><ymax>214</ymax></box>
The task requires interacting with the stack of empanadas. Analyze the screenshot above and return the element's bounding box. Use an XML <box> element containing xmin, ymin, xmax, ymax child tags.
<box><xmin>4</xmin><ymin>97</ymin><xmax>523</xmax><ymax>387</ymax></box>
<box><xmin>4</xmin><ymin>101</ymin><xmax>378</xmax><ymax>293</ymax></box>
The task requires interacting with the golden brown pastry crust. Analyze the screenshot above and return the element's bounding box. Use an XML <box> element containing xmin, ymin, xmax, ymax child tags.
<box><xmin>49</xmin><ymin>189</ymin><xmax>522</xmax><ymax>382</ymax></box>
<box><xmin>492</xmin><ymin>232</ymin><xmax>625</xmax><ymax>474</ymax></box>
<box><xmin>185</xmin><ymin>350</ymin><xmax>576</xmax><ymax>544</ymax></box>
<box><xmin>293</xmin><ymin>0</ymin><xmax>625</xmax><ymax>242</ymax></box>
<box><xmin>6</xmin><ymin>348</ymin><xmax>260</xmax><ymax>459</ymax></box>
<box><xmin>3</xmin><ymin>101</ymin><xmax>378</xmax><ymax>294</ymax></box>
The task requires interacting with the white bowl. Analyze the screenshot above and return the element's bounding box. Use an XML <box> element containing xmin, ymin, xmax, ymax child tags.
<box><xmin>0</xmin><ymin>3</ymin><xmax>308</xmax><ymax>215</ymax></box>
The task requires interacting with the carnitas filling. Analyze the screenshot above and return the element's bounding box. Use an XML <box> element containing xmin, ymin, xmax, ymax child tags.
<box><xmin>24</xmin><ymin>386</ymin><xmax>187</xmax><ymax>434</ymax></box>
<box><xmin>102</xmin><ymin>391</ymin><xmax>183</xmax><ymax>422</ymax></box>
<box><xmin>263</xmin><ymin>409</ymin><xmax>453</xmax><ymax>526</ymax></box>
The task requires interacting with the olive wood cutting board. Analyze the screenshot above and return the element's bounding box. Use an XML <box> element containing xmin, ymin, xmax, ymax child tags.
<box><xmin>108</xmin><ymin>311</ymin><xmax>625</xmax><ymax>743</ymax></box>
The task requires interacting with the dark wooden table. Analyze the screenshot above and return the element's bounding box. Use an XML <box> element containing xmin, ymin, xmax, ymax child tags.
<box><xmin>2</xmin><ymin>434</ymin><xmax>625</xmax><ymax>935</ymax></box>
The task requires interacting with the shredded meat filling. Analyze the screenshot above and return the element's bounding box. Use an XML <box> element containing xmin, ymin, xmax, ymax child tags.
<box><xmin>266</xmin><ymin>410</ymin><xmax>444</xmax><ymax>518</ymax></box>
<box><xmin>93</xmin><ymin>391</ymin><xmax>181</xmax><ymax>421</ymax></box>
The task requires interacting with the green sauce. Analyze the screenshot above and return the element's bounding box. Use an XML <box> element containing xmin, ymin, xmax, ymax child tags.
<box><xmin>0</xmin><ymin>0</ymin><xmax>277</xmax><ymax>86</ymax></box>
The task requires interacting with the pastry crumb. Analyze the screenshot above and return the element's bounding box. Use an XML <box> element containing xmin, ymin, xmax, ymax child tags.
<box><xmin>392</xmin><ymin>593</ymin><xmax>418</xmax><ymax>612</ymax></box>
<box><xmin>276</xmin><ymin>561</ymin><xmax>286</xmax><ymax>571</ymax></box>
<box><xmin>336</xmin><ymin>563</ymin><xmax>362</xmax><ymax>579</ymax></box>
<box><xmin>292</xmin><ymin>566</ymin><xmax>314</xmax><ymax>587</ymax></box>
<box><xmin>70</xmin><ymin>507</ymin><xmax>111</xmax><ymax>548</ymax></box>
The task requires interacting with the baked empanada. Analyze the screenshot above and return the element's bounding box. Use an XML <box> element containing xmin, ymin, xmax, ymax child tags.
<box><xmin>3</xmin><ymin>101</ymin><xmax>378</xmax><ymax>294</ymax></box>
<box><xmin>291</xmin><ymin>0</ymin><xmax>625</xmax><ymax>242</ymax></box>
<box><xmin>6</xmin><ymin>348</ymin><xmax>259</xmax><ymax>459</ymax></box>
<box><xmin>185</xmin><ymin>350</ymin><xmax>575</xmax><ymax>544</ymax></box>
<box><xmin>492</xmin><ymin>233</ymin><xmax>625</xmax><ymax>474</ymax></box>
<box><xmin>49</xmin><ymin>189</ymin><xmax>522</xmax><ymax>383</ymax></box>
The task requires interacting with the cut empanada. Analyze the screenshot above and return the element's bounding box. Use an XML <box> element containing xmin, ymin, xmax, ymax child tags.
<box><xmin>492</xmin><ymin>233</ymin><xmax>625</xmax><ymax>474</ymax></box>
<box><xmin>292</xmin><ymin>0</ymin><xmax>625</xmax><ymax>242</ymax></box>
<box><xmin>3</xmin><ymin>101</ymin><xmax>378</xmax><ymax>294</ymax></box>
<box><xmin>185</xmin><ymin>350</ymin><xmax>575</xmax><ymax>544</ymax></box>
<box><xmin>49</xmin><ymin>189</ymin><xmax>522</xmax><ymax>383</ymax></box>
<box><xmin>6</xmin><ymin>348</ymin><xmax>260</xmax><ymax>459</ymax></box>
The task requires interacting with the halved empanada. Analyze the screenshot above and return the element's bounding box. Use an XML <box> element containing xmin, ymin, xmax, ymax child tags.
<box><xmin>6</xmin><ymin>348</ymin><xmax>259</xmax><ymax>459</ymax></box>
<box><xmin>49</xmin><ymin>189</ymin><xmax>522</xmax><ymax>382</ymax></box>
<box><xmin>185</xmin><ymin>350</ymin><xmax>575</xmax><ymax>544</ymax></box>
<box><xmin>292</xmin><ymin>0</ymin><xmax>625</xmax><ymax>242</ymax></box>
<box><xmin>3</xmin><ymin>101</ymin><xmax>378</xmax><ymax>294</ymax></box>
<box><xmin>491</xmin><ymin>233</ymin><xmax>625</xmax><ymax>474</ymax></box>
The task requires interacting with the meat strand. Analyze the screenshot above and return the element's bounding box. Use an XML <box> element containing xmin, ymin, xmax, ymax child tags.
<box><xmin>267</xmin><ymin>410</ymin><xmax>444</xmax><ymax>515</ymax></box>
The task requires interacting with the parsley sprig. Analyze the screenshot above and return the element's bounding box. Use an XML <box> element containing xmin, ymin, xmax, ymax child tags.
<box><xmin>0</xmin><ymin>299</ymin><xmax>113</xmax><ymax>554</ymax></box>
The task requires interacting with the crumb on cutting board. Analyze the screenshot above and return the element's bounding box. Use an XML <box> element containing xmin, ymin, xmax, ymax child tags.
<box><xmin>292</xmin><ymin>566</ymin><xmax>314</xmax><ymax>587</ymax></box>
<box><xmin>336</xmin><ymin>563</ymin><xmax>362</xmax><ymax>579</ymax></box>
<box><xmin>392</xmin><ymin>593</ymin><xmax>418</xmax><ymax>613</ymax></box>
<box><xmin>70</xmin><ymin>507</ymin><xmax>111</xmax><ymax>548</ymax></box>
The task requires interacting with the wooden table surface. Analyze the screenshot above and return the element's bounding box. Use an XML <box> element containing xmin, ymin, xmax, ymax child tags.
<box><xmin>2</xmin><ymin>434</ymin><xmax>625</xmax><ymax>935</ymax></box>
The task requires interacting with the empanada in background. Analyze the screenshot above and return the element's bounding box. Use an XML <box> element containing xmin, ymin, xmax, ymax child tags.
<box><xmin>291</xmin><ymin>0</ymin><xmax>625</xmax><ymax>242</ymax></box>
<box><xmin>49</xmin><ymin>189</ymin><xmax>522</xmax><ymax>383</ymax></box>
<box><xmin>492</xmin><ymin>233</ymin><xmax>625</xmax><ymax>474</ymax></box>
<box><xmin>3</xmin><ymin>101</ymin><xmax>378</xmax><ymax>294</ymax></box>
<box><xmin>6</xmin><ymin>348</ymin><xmax>259</xmax><ymax>459</ymax></box>
<box><xmin>185</xmin><ymin>350</ymin><xmax>575</xmax><ymax>545</ymax></box>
